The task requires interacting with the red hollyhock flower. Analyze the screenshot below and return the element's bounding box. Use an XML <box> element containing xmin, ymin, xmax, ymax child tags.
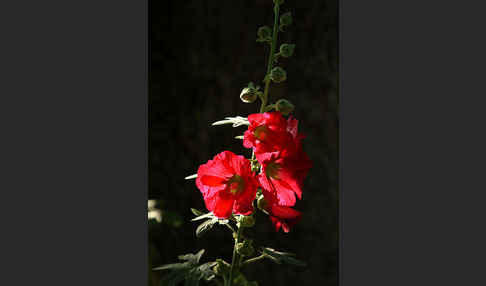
<box><xmin>257</xmin><ymin>150</ymin><xmax>311</xmax><ymax>206</ymax></box>
<box><xmin>277</xmin><ymin>115</ymin><xmax>307</xmax><ymax>159</ymax></box>
<box><xmin>248</xmin><ymin>113</ymin><xmax>311</xmax><ymax>206</ymax></box>
<box><xmin>259</xmin><ymin>190</ymin><xmax>302</xmax><ymax>233</ymax></box>
<box><xmin>243</xmin><ymin>111</ymin><xmax>293</xmax><ymax>155</ymax></box>
<box><xmin>196</xmin><ymin>151</ymin><xmax>258</xmax><ymax>218</ymax></box>
<box><xmin>286</xmin><ymin>116</ymin><xmax>303</xmax><ymax>148</ymax></box>
<box><xmin>283</xmin><ymin>115</ymin><xmax>312</xmax><ymax>180</ymax></box>
<box><xmin>269</xmin><ymin>205</ymin><xmax>302</xmax><ymax>233</ymax></box>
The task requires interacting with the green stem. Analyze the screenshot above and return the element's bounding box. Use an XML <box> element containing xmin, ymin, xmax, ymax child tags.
<box><xmin>236</xmin><ymin>6</ymin><xmax>282</xmax><ymax>284</ymax></box>
<box><xmin>252</xmin><ymin>2</ymin><xmax>281</xmax><ymax>166</ymax></box>
<box><xmin>225</xmin><ymin>223</ymin><xmax>236</xmax><ymax>234</ymax></box>
<box><xmin>259</xmin><ymin>3</ymin><xmax>280</xmax><ymax>114</ymax></box>
<box><xmin>223</xmin><ymin>275</ymin><xmax>228</xmax><ymax>286</ymax></box>
<box><xmin>238</xmin><ymin>254</ymin><xmax>244</xmax><ymax>267</ymax></box>
<box><xmin>227</xmin><ymin>226</ymin><xmax>242</xmax><ymax>286</ymax></box>
<box><xmin>241</xmin><ymin>254</ymin><xmax>266</xmax><ymax>266</ymax></box>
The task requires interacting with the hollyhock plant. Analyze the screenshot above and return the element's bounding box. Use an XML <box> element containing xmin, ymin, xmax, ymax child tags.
<box><xmin>196</xmin><ymin>151</ymin><xmax>258</xmax><ymax>219</ymax></box>
<box><xmin>154</xmin><ymin>2</ymin><xmax>313</xmax><ymax>286</ymax></box>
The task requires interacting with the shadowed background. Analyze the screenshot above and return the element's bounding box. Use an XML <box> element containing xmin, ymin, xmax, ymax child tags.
<box><xmin>149</xmin><ymin>0</ymin><xmax>338</xmax><ymax>285</ymax></box>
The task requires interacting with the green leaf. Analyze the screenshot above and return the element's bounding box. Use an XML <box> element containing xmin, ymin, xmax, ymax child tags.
<box><xmin>183</xmin><ymin>272</ymin><xmax>199</xmax><ymax>286</ymax></box>
<box><xmin>190</xmin><ymin>208</ymin><xmax>204</xmax><ymax>216</ymax></box>
<box><xmin>262</xmin><ymin>247</ymin><xmax>307</xmax><ymax>267</ymax></box>
<box><xmin>191</xmin><ymin>212</ymin><xmax>214</xmax><ymax>221</ymax></box>
<box><xmin>178</xmin><ymin>249</ymin><xmax>205</xmax><ymax>264</ymax></box>
<box><xmin>154</xmin><ymin>250</ymin><xmax>217</xmax><ymax>286</ymax></box>
<box><xmin>211</xmin><ymin>116</ymin><xmax>249</xmax><ymax>127</ymax></box>
<box><xmin>160</xmin><ymin>269</ymin><xmax>186</xmax><ymax>286</ymax></box>
<box><xmin>195</xmin><ymin>218</ymin><xmax>218</xmax><ymax>237</ymax></box>
<box><xmin>153</xmin><ymin>261</ymin><xmax>192</xmax><ymax>271</ymax></box>
<box><xmin>197</xmin><ymin>262</ymin><xmax>217</xmax><ymax>281</ymax></box>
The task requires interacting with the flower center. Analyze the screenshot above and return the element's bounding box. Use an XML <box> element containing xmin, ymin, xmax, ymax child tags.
<box><xmin>265</xmin><ymin>162</ymin><xmax>281</xmax><ymax>179</ymax></box>
<box><xmin>227</xmin><ymin>175</ymin><xmax>245</xmax><ymax>195</ymax></box>
<box><xmin>254</xmin><ymin>125</ymin><xmax>268</xmax><ymax>141</ymax></box>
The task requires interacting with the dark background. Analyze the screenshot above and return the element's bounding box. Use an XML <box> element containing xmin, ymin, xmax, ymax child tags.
<box><xmin>149</xmin><ymin>1</ymin><xmax>338</xmax><ymax>285</ymax></box>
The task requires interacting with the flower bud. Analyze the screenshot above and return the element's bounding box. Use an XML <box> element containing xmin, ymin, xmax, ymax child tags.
<box><xmin>240</xmin><ymin>87</ymin><xmax>258</xmax><ymax>103</ymax></box>
<box><xmin>280</xmin><ymin>12</ymin><xmax>292</xmax><ymax>27</ymax></box>
<box><xmin>236</xmin><ymin>240</ymin><xmax>255</xmax><ymax>257</ymax></box>
<box><xmin>275</xmin><ymin>99</ymin><xmax>295</xmax><ymax>116</ymax></box>
<box><xmin>238</xmin><ymin>215</ymin><xmax>255</xmax><ymax>228</ymax></box>
<box><xmin>257</xmin><ymin>26</ymin><xmax>272</xmax><ymax>43</ymax></box>
<box><xmin>269</xmin><ymin>66</ymin><xmax>287</xmax><ymax>83</ymax></box>
<box><xmin>279</xmin><ymin>44</ymin><xmax>295</xmax><ymax>58</ymax></box>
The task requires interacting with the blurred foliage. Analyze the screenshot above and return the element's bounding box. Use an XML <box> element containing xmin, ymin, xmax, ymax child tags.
<box><xmin>149</xmin><ymin>0</ymin><xmax>338</xmax><ymax>285</ymax></box>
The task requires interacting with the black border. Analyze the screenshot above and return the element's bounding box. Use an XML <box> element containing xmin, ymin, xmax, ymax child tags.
<box><xmin>1</xmin><ymin>0</ymin><xmax>147</xmax><ymax>285</ymax></box>
<box><xmin>340</xmin><ymin>1</ymin><xmax>486</xmax><ymax>285</ymax></box>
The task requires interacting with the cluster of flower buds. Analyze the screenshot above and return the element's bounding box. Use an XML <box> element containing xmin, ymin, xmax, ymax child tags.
<box><xmin>255</xmin><ymin>3</ymin><xmax>294</xmax><ymax>88</ymax></box>
<box><xmin>256</xmin><ymin>10</ymin><xmax>295</xmax><ymax>83</ymax></box>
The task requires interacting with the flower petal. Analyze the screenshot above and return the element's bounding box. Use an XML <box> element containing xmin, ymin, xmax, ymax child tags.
<box><xmin>200</xmin><ymin>175</ymin><xmax>226</xmax><ymax>187</ymax></box>
<box><xmin>205</xmin><ymin>191</ymin><xmax>235</xmax><ymax>219</ymax></box>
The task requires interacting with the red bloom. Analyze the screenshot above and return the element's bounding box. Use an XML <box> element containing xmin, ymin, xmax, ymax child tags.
<box><xmin>286</xmin><ymin>116</ymin><xmax>303</xmax><ymax>149</ymax></box>
<box><xmin>243</xmin><ymin>112</ymin><xmax>311</xmax><ymax>206</ymax></box>
<box><xmin>196</xmin><ymin>151</ymin><xmax>258</xmax><ymax>218</ymax></box>
<box><xmin>269</xmin><ymin>205</ymin><xmax>302</xmax><ymax>233</ymax></box>
<box><xmin>259</xmin><ymin>189</ymin><xmax>302</xmax><ymax>233</ymax></box>
<box><xmin>244</xmin><ymin>112</ymin><xmax>309</xmax><ymax>163</ymax></box>
<box><xmin>243</xmin><ymin>111</ymin><xmax>293</xmax><ymax>156</ymax></box>
<box><xmin>257</xmin><ymin>150</ymin><xmax>311</xmax><ymax>206</ymax></box>
<box><xmin>284</xmin><ymin>116</ymin><xmax>312</xmax><ymax>180</ymax></box>
<box><xmin>256</xmin><ymin>115</ymin><xmax>312</xmax><ymax>206</ymax></box>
